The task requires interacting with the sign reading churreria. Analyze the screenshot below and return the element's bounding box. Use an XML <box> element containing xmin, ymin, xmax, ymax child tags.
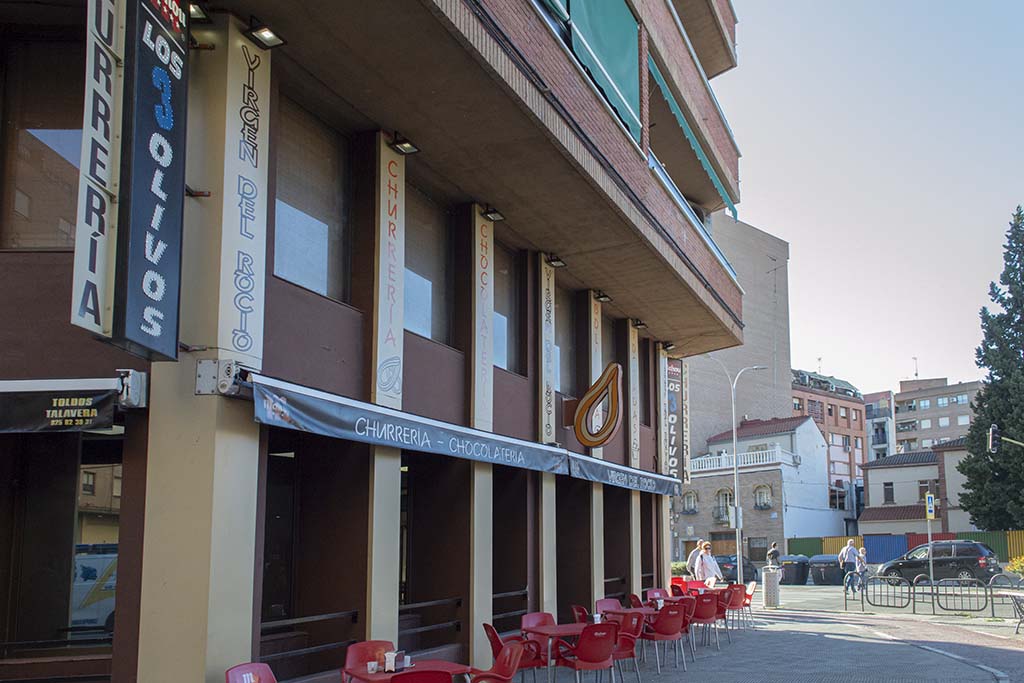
<box><xmin>253</xmin><ymin>375</ymin><xmax>568</xmax><ymax>475</ymax></box>
<box><xmin>112</xmin><ymin>0</ymin><xmax>189</xmax><ymax>359</ymax></box>
<box><xmin>372</xmin><ymin>134</ymin><xmax>405</xmax><ymax>408</ymax></box>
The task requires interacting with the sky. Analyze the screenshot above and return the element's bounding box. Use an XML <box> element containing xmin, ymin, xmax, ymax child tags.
<box><xmin>710</xmin><ymin>0</ymin><xmax>1024</xmax><ymax>394</ymax></box>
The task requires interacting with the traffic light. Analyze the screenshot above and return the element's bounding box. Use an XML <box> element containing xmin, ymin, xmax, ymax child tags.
<box><xmin>988</xmin><ymin>424</ymin><xmax>1001</xmax><ymax>454</ymax></box>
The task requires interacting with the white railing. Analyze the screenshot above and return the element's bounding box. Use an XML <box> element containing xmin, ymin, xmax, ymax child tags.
<box><xmin>690</xmin><ymin>446</ymin><xmax>798</xmax><ymax>473</ymax></box>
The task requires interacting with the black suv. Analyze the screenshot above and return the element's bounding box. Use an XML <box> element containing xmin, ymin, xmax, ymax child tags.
<box><xmin>878</xmin><ymin>540</ymin><xmax>1001</xmax><ymax>581</ymax></box>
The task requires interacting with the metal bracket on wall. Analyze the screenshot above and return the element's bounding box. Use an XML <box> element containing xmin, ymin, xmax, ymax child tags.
<box><xmin>116</xmin><ymin>369</ymin><xmax>148</xmax><ymax>408</ymax></box>
<box><xmin>195</xmin><ymin>359</ymin><xmax>253</xmax><ymax>398</ymax></box>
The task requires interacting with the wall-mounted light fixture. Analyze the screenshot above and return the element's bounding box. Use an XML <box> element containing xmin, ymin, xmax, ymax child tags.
<box><xmin>244</xmin><ymin>17</ymin><xmax>286</xmax><ymax>49</ymax></box>
<box><xmin>388</xmin><ymin>133</ymin><xmax>419</xmax><ymax>155</ymax></box>
<box><xmin>594</xmin><ymin>290</ymin><xmax>613</xmax><ymax>303</ymax></box>
<box><xmin>546</xmin><ymin>254</ymin><xmax>567</xmax><ymax>268</ymax></box>
<box><xmin>661</xmin><ymin>341</ymin><xmax>677</xmax><ymax>352</ymax></box>
<box><xmin>481</xmin><ymin>206</ymin><xmax>505</xmax><ymax>221</ymax></box>
<box><xmin>189</xmin><ymin>3</ymin><xmax>211</xmax><ymax>23</ymax></box>
<box><xmin>632</xmin><ymin>319</ymin><xmax>647</xmax><ymax>329</ymax></box>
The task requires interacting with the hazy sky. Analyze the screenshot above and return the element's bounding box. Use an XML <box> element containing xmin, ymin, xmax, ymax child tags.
<box><xmin>710</xmin><ymin>0</ymin><xmax>1024</xmax><ymax>394</ymax></box>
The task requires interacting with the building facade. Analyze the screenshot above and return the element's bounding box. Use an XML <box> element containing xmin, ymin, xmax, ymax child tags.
<box><xmin>863</xmin><ymin>390</ymin><xmax>896</xmax><ymax>460</ymax></box>
<box><xmin>679</xmin><ymin>416</ymin><xmax>844</xmax><ymax>561</ymax></box>
<box><xmin>893</xmin><ymin>378</ymin><xmax>980</xmax><ymax>452</ymax></box>
<box><xmin>0</xmin><ymin>1</ymin><xmax>744</xmax><ymax>682</ymax></box>
<box><xmin>791</xmin><ymin>370</ymin><xmax>868</xmax><ymax>509</ymax></box>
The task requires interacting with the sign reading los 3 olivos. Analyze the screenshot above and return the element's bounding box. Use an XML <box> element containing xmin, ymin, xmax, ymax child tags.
<box><xmin>666</xmin><ymin>359</ymin><xmax>689</xmax><ymax>482</ymax></box>
<box><xmin>72</xmin><ymin>0</ymin><xmax>189</xmax><ymax>361</ymax></box>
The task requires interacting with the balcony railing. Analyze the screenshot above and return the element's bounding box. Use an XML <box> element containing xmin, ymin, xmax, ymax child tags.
<box><xmin>711</xmin><ymin>505</ymin><xmax>730</xmax><ymax>523</ymax></box>
<box><xmin>896</xmin><ymin>423</ymin><xmax>917</xmax><ymax>433</ymax></box>
<box><xmin>690</xmin><ymin>446</ymin><xmax>799</xmax><ymax>473</ymax></box>
<box><xmin>865</xmin><ymin>405</ymin><xmax>890</xmax><ymax>420</ymax></box>
<box><xmin>872</xmin><ymin>433</ymin><xmax>889</xmax><ymax>446</ymax></box>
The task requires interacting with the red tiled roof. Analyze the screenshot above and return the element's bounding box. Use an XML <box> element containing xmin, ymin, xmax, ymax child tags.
<box><xmin>859</xmin><ymin>505</ymin><xmax>927</xmax><ymax>522</ymax></box>
<box><xmin>707</xmin><ymin>416</ymin><xmax>813</xmax><ymax>445</ymax></box>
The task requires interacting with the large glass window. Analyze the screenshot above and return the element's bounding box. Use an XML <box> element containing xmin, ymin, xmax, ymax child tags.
<box><xmin>404</xmin><ymin>185</ymin><xmax>452</xmax><ymax>344</ymax></box>
<box><xmin>493</xmin><ymin>243</ymin><xmax>522</xmax><ymax>373</ymax></box>
<box><xmin>554</xmin><ymin>286</ymin><xmax>577</xmax><ymax>396</ymax></box>
<box><xmin>0</xmin><ymin>41</ymin><xmax>84</xmax><ymax>249</ymax></box>
<box><xmin>273</xmin><ymin>97</ymin><xmax>351</xmax><ymax>301</ymax></box>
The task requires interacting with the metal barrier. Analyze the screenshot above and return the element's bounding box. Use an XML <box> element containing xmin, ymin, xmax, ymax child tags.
<box><xmin>862</xmin><ymin>575</ymin><xmax>912</xmax><ymax>609</ymax></box>
<box><xmin>844</xmin><ymin>572</ymin><xmax>1024</xmax><ymax>619</ymax></box>
<box><xmin>935</xmin><ymin>578</ymin><xmax>988</xmax><ymax>613</ymax></box>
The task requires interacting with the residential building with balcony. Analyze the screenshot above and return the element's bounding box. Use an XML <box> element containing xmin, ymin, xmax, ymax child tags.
<box><xmin>0</xmin><ymin>0</ymin><xmax>745</xmax><ymax>680</ymax></box>
<box><xmin>864</xmin><ymin>390</ymin><xmax>896</xmax><ymax>460</ymax></box>
<box><xmin>677</xmin><ymin>416</ymin><xmax>845</xmax><ymax>561</ymax></box>
<box><xmin>893</xmin><ymin>378</ymin><xmax>980</xmax><ymax>453</ymax></box>
<box><xmin>791</xmin><ymin>370</ymin><xmax>868</xmax><ymax>500</ymax></box>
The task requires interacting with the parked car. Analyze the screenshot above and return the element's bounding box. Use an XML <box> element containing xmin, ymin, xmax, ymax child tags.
<box><xmin>714</xmin><ymin>555</ymin><xmax>758</xmax><ymax>582</ymax></box>
<box><xmin>877</xmin><ymin>540</ymin><xmax>1001</xmax><ymax>582</ymax></box>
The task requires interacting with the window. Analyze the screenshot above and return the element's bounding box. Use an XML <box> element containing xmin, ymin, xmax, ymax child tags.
<box><xmin>715</xmin><ymin>488</ymin><xmax>733</xmax><ymax>508</ymax></box>
<box><xmin>274</xmin><ymin>97</ymin><xmax>352</xmax><ymax>301</ymax></box>
<box><xmin>830</xmin><ymin>433</ymin><xmax>842</xmax><ymax>446</ymax></box>
<box><xmin>493</xmin><ymin>244</ymin><xmax>522</xmax><ymax>373</ymax></box>
<box><xmin>957</xmin><ymin>415</ymin><xmax>970</xmax><ymax>426</ymax></box>
<box><xmin>827</xmin><ymin>404</ymin><xmax>834</xmax><ymax>417</ymax></box>
<box><xmin>937</xmin><ymin>397</ymin><xmax>949</xmax><ymax>408</ymax></box>
<box><xmin>81</xmin><ymin>471</ymin><xmax>96</xmax><ymax>495</ymax></box>
<box><xmin>956</xmin><ymin>394</ymin><xmax>969</xmax><ymax>405</ymax></box>
<box><xmin>920</xmin><ymin>419</ymin><xmax>931</xmax><ymax>430</ymax></box>
<box><xmin>682</xmin><ymin>491</ymin><xmax>697</xmax><ymax>513</ymax></box>
<box><xmin>113</xmin><ymin>475</ymin><xmax>122</xmax><ymax>498</ymax></box>
<box><xmin>918</xmin><ymin>480</ymin><xmax>931</xmax><ymax>501</ymax></box>
<box><xmin>842</xmin><ymin>434</ymin><xmax>851</xmax><ymax>448</ymax></box>
<box><xmin>932</xmin><ymin>544</ymin><xmax>952</xmax><ymax>558</ymax></box>
<box><xmin>754</xmin><ymin>486</ymin><xmax>772</xmax><ymax>509</ymax></box>
<box><xmin>793</xmin><ymin>398</ymin><xmax>803</xmax><ymax>411</ymax></box>
<box><xmin>840</xmin><ymin>407</ymin><xmax>847</xmax><ymax>418</ymax></box>
<box><xmin>855</xmin><ymin>436</ymin><xmax>862</xmax><ymax>449</ymax></box>
<box><xmin>554</xmin><ymin>286</ymin><xmax>577</xmax><ymax>396</ymax></box>
<box><xmin>922</xmin><ymin>439</ymin><xmax>933</xmax><ymax>448</ymax></box>
<box><xmin>938</xmin><ymin>416</ymin><xmax>950</xmax><ymax>428</ymax></box>
<box><xmin>919</xmin><ymin>399</ymin><xmax>931</xmax><ymax>410</ymax></box>
<box><xmin>956</xmin><ymin>543</ymin><xmax>982</xmax><ymax>558</ymax></box>
<box><xmin>852</xmin><ymin>409</ymin><xmax>859</xmax><ymax>422</ymax></box>
<box><xmin>883</xmin><ymin>482</ymin><xmax>894</xmax><ymax>504</ymax></box>
<box><xmin>601</xmin><ymin>317</ymin><xmax>617</xmax><ymax>369</ymax></box>
<box><xmin>907</xmin><ymin>546</ymin><xmax>928</xmax><ymax>560</ymax></box>
<box><xmin>1</xmin><ymin>41</ymin><xmax>84</xmax><ymax>249</ymax></box>
<box><xmin>404</xmin><ymin>185</ymin><xmax>453</xmax><ymax>344</ymax></box>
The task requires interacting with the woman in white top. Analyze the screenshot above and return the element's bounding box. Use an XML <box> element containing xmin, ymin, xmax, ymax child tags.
<box><xmin>693</xmin><ymin>543</ymin><xmax>723</xmax><ymax>583</ymax></box>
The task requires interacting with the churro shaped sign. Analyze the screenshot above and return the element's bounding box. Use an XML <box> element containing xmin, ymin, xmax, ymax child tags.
<box><xmin>573</xmin><ymin>363</ymin><xmax>624</xmax><ymax>448</ymax></box>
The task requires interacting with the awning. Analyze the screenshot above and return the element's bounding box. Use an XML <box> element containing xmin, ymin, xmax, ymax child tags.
<box><xmin>0</xmin><ymin>378</ymin><xmax>121</xmax><ymax>433</ymax></box>
<box><xmin>569</xmin><ymin>454</ymin><xmax>681</xmax><ymax>496</ymax></box>
<box><xmin>250</xmin><ymin>374</ymin><xmax>680</xmax><ymax>495</ymax></box>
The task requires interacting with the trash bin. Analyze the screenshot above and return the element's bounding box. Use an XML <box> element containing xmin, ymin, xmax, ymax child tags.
<box><xmin>779</xmin><ymin>555</ymin><xmax>810</xmax><ymax>585</ymax></box>
<box><xmin>762</xmin><ymin>566</ymin><xmax>781</xmax><ymax>608</ymax></box>
<box><xmin>809</xmin><ymin>554</ymin><xmax>845</xmax><ymax>585</ymax></box>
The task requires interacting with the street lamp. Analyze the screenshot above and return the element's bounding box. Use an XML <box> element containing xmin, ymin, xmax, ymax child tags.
<box><xmin>705</xmin><ymin>355</ymin><xmax>767</xmax><ymax>587</ymax></box>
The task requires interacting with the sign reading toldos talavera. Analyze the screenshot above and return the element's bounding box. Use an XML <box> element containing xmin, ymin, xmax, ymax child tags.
<box><xmin>72</xmin><ymin>0</ymin><xmax>189</xmax><ymax>361</ymax></box>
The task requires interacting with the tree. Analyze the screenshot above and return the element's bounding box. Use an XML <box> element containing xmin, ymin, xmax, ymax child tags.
<box><xmin>958</xmin><ymin>206</ymin><xmax>1024</xmax><ymax>530</ymax></box>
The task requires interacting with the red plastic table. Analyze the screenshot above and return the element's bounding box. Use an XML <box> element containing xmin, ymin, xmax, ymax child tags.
<box><xmin>522</xmin><ymin>622</ymin><xmax>587</xmax><ymax>683</ymax></box>
<box><xmin>345</xmin><ymin>660</ymin><xmax>472</xmax><ymax>683</ymax></box>
<box><xmin>604</xmin><ymin>606</ymin><xmax>657</xmax><ymax>619</ymax></box>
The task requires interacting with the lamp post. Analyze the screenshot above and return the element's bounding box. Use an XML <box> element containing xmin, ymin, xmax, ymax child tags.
<box><xmin>706</xmin><ymin>356</ymin><xmax>767</xmax><ymax>586</ymax></box>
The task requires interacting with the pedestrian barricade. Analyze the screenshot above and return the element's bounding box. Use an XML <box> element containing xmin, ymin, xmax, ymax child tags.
<box><xmin>935</xmin><ymin>578</ymin><xmax>988</xmax><ymax>613</ymax></box>
<box><xmin>859</xmin><ymin>575</ymin><xmax>912</xmax><ymax>610</ymax></box>
<box><xmin>845</xmin><ymin>572</ymin><xmax>1024</xmax><ymax>619</ymax></box>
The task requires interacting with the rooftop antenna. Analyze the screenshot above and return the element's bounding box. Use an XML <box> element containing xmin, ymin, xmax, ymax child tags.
<box><xmin>913</xmin><ymin>356</ymin><xmax>919</xmax><ymax>379</ymax></box>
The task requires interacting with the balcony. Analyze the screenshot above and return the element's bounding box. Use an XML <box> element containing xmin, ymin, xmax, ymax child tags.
<box><xmin>872</xmin><ymin>433</ymin><xmax>889</xmax><ymax>446</ymax></box>
<box><xmin>690</xmin><ymin>446</ymin><xmax>800</xmax><ymax>473</ymax></box>
<box><xmin>896</xmin><ymin>422</ymin><xmax>917</xmax><ymax>433</ymax></box>
<box><xmin>865</xmin><ymin>405</ymin><xmax>890</xmax><ymax>420</ymax></box>
<box><xmin>711</xmin><ymin>505</ymin><xmax>730</xmax><ymax>524</ymax></box>
<box><xmin>668</xmin><ymin>0</ymin><xmax>737</xmax><ymax>79</ymax></box>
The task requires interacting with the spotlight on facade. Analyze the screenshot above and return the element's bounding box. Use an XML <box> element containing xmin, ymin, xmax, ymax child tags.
<box><xmin>388</xmin><ymin>133</ymin><xmax>419</xmax><ymax>155</ymax></box>
<box><xmin>481</xmin><ymin>206</ymin><xmax>505</xmax><ymax>222</ymax></box>
<box><xmin>244</xmin><ymin>18</ymin><xmax>286</xmax><ymax>49</ymax></box>
<box><xmin>189</xmin><ymin>3</ymin><xmax>211</xmax><ymax>22</ymax></box>
<box><xmin>546</xmin><ymin>254</ymin><xmax>567</xmax><ymax>268</ymax></box>
<box><xmin>594</xmin><ymin>290</ymin><xmax>613</xmax><ymax>303</ymax></box>
<box><xmin>661</xmin><ymin>341</ymin><xmax>676</xmax><ymax>351</ymax></box>
<box><xmin>632</xmin><ymin>318</ymin><xmax>647</xmax><ymax>329</ymax></box>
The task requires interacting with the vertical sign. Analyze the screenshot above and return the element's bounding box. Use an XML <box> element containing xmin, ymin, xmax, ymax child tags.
<box><xmin>71</xmin><ymin>0</ymin><xmax>126</xmax><ymax>336</ymax></box>
<box><xmin>538</xmin><ymin>255</ymin><xmax>556</xmax><ymax>443</ymax></box>
<box><xmin>471</xmin><ymin>208</ymin><xmax>494</xmax><ymax>431</ymax></box>
<box><xmin>588</xmin><ymin>293</ymin><xmax>603</xmax><ymax>459</ymax></box>
<box><xmin>113</xmin><ymin>0</ymin><xmax>189</xmax><ymax>359</ymax></box>
<box><xmin>371</xmin><ymin>133</ymin><xmax>405</xmax><ymax>408</ymax></box>
<box><xmin>925</xmin><ymin>492</ymin><xmax>935</xmax><ymax>520</ymax></box>
<box><xmin>627</xmin><ymin>323</ymin><xmax>640</xmax><ymax>467</ymax></box>
<box><xmin>666</xmin><ymin>358</ymin><xmax>689</xmax><ymax>482</ymax></box>
<box><xmin>682</xmin><ymin>361</ymin><xmax>690</xmax><ymax>484</ymax></box>
<box><xmin>658</xmin><ymin>350</ymin><xmax>669</xmax><ymax>474</ymax></box>
<box><xmin>218</xmin><ymin>19</ymin><xmax>270</xmax><ymax>368</ymax></box>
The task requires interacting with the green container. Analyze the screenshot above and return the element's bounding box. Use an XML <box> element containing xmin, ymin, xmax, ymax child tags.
<box><xmin>957</xmin><ymin>531</ymin><xmax>1009</xmax><ymax>562</ymax></box>
<box><xmin>786</xmin><ymin>537</ymin><xmax>823</xmax><ymax>557</ymax></box>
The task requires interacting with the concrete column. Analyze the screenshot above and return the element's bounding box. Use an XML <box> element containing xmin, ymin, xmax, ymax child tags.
<box><xmin>629</xmin><ymin>490</ymin><xmax>642</xmax><ymax>596</ymax></box>
<box><xmin>468</xmin><ymin>206</ymin><xmax>494</xmax><ymax>666</ymax></box>
<box><xmin>537</xmin><ymin>254</ymin><xmax>558</xmax><ymax>614</ymax></box>
<box><xmin>659</xmin><ymin>495</ymin><xmax>672</xmax><ymax>588</ymax></box>
<box><xmin>365</xmin><ymin>132</ymin><xmax>406</xmax><ymax>643</ymax></box>
<box><xmin>584</xmin><ymin>291</ymin><xmax>604</xmax><ymax>606</ymax></box>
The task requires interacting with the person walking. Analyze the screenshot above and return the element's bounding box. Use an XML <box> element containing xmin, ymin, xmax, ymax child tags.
<box><xmin>852</xmin><ymin>546</ymin><xmax>869</xmax><ymax>593</ymax></box>
<box><xmin>765</xmin><ymin>542</ymin><xmax>780</xmax><ymax>567</ymax></box>
<box><xmin>686</xmin><ymin>539</ymin><xmax>705</xmax><ymax>577</ymax></box>
<box><xmin>838</xmin><ymin>539</ymin><xmax>858</xmax><ymax>594</ymax></box>
<box><xmin>694</xmin><ymin>542</ymin><xmax>723</xmax><ymax>584</ymax></box>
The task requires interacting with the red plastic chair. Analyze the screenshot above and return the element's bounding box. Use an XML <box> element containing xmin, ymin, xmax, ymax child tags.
<box><xmin>628</xmin><ymin>594</ymin><xmax>644</xmax><ymax>608</ymax></box>
<box><xmin>596</xmin><ymin>597</ymin><xmax>622</xmax><ymax>614</ymax></box>
<box><xmin>393</xmin><ymin>672</ymin><xmax>453</xmax><ymax>683</ymax></box>
<box><xmin>669</xmin><ymin>584</ymin><xmax>685</xmax><ymax>597</ymax></box>
<box><xmin>723</xmin><ymin>584</ymin><xmax>747</xmax><ymax>634</ymax></box>
<box><xmin>471</xmin><ymin>642</ymin><xmax>525</xmax><ymax>683</ymax></box>
<box><xmin>673</xmin><ymin>595</ymin><xmax>697</xmax><ymax>662</ymax></box>
<box><xmin>638</xmin><ymin>604</ymin><xmax>685</xmax><ymax>674</ymax></box>
<box><xmin>553</xmin><ymin>623</ymin><xmax>618</xmax><ymax>683</ymax></box>
<box><xmin>611</xmin><ymin>612</ymin><xmax>645</xmax><ymax>683</ymax></box>
<box><xmin>226</xmin><ymin>663</ymin><xmax>277</xmax><ymax>683</ymax></box>
<box><xmin>690</xmin><ymin>593</ymin><xmax>721</xmax><ymax>650</ymax></box>
<box><xmin>343</xmin><ymin>641</ymin><xmax>394</xmax><ymax>683</ymax></box>
<box><xmin>482</xmin><ymin>623</ymin><xmax>544</xmax><ymax>681</ymax></box>
<box><xmin>570</xmin><ymin>604</ymin><xmax>590</xmax><ymax>624</ymax></box>
<box><xmin>521</xmin><ymin>612</ymin><xmax>556</xmax><ymax>664</ymax></box>
<box><xmin>742</xmin><ymin>581</ymin><xmax>758</xmax><ymax>627</ymax></box>
<box><xmin>645</xmin><ymin>588</ymin><xmax>669</xmax><ymax>602</ymax></box>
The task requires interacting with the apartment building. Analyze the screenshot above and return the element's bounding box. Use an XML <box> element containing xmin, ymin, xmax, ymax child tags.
<box><xmin>864</xmin><ymin>390</ymin><xmax>896</xmax><ymax>460</ymax></box>
<box><xmin>894</xmin><ymin>378</ymin><xmax>980</xmax><ymax>452</ymax></box>
<box><xmin>791</xmin><ymin>370</ymin><xmax>868</xmax><ymax>507</ymax></box>
<box><xmin>0</xmin><ymin>1</ymin><xmax>745</xmax><ymax>680</ymax></box>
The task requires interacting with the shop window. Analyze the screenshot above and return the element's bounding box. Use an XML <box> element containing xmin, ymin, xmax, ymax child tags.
<box><xmin>0</xmin><ymin>41</ymin><xmax>84</xmax><ymax>249</ymax></box>
<box><xmin>404</xmin><ymin>185</ymin><xmax>453</xmax><ymax>344</ymax></box>
<box><xmin>554</xmin><ymin>285</ymin><xmax>577</xmax><ymax>396</ymax></box>
<box><xmin>273</xmin><ymin>97</ymin><xmax>352</xmax><ymax>302</ymax></box>
<box><xmin>493</xmin><ymin>243</ymin><xmax>522</xmax><ymax>373</ymax></box>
